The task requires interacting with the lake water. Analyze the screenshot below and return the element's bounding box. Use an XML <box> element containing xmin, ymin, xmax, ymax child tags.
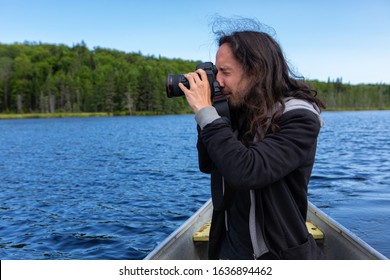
<box><xmin>0</xmin><ymin>111</ymin><xmax>389</xmax><ymax>259</ymax></box>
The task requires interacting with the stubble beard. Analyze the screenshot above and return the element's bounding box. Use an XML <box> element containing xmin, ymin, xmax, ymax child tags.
<box><xmin>225</xmin><ymin>84</ymin><xmax>252</xmax><ymax>109</ymax></box>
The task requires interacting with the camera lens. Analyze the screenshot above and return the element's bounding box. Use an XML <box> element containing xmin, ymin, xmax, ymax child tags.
<box><xmin>166</xmin><ymin>74</ymin><xmax>188</xmax><ymax>98</ymax></box>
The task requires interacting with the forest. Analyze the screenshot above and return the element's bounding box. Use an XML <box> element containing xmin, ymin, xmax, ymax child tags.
<box><xmin>0</xmin><ymin>42</ymin><xmax>389</xmax><ymax>117</ymax></box>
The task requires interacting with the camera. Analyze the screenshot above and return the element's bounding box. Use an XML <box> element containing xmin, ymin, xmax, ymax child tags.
<box><xmin>166</xmin><ymin>62</ymin><xmax>221</xmax><ymax>98</ymax></box>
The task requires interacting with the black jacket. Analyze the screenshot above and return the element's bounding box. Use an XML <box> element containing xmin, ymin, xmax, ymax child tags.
<box><xmin>197</xmin><ymin>107</ymin><xmax>325</xmax><ymax>259</ymax></box>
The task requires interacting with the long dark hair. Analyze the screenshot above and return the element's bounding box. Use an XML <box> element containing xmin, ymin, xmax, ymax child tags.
<box><xmin>219</xmin><ymin>31</ymin><xmax>325</xmax><ymax>141</ymax></box>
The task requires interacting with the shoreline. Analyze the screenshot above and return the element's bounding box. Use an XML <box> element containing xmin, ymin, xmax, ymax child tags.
<box><xmin>0</xmin><ymin>111</ymin><xmax>192</xmax><ymax>120</ymax></box>
<box><xmin>1</xmin><ymin>108</ymin><xmax>389</xmax><ymax>120</ymax></box>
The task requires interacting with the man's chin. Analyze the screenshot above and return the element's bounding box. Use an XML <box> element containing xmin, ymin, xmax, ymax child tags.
<box><xmin>228</xmin><ymin>102</ymin><xmax>243</xmax><ymax>110</ymax></box>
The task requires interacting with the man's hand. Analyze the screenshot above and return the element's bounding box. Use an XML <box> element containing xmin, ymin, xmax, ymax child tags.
<box><xmin>178</xmin><ymin>69</ymin><xmax>212</xmax><ymax>114</ymax></box>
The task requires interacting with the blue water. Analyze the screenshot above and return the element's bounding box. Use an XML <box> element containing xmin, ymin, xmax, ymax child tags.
<box><xmin>0</xmin><ymin>111</ymin><xmax>389</xmax><ymax>259</ymax></box>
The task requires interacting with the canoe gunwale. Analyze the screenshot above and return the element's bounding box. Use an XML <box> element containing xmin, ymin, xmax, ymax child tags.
<box><xmin>144</xmin><ymin>199</ymin><xmax>212</xmax><ymax>260</ymax></box>
<box><xmin>145</xmin><ymin>200</ymin><xmax>388</xmax><ymax>260</ymax></box>
<box><xmin>307</xmin><ymin>201</ymin><xmax>388</xmax><ymax>260</ymax></box>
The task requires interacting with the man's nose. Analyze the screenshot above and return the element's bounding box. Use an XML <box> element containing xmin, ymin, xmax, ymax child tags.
<box><xmin>216</xmin><ymin>74</ymin><xmax>224</xmax><ymax>88</ymax></box>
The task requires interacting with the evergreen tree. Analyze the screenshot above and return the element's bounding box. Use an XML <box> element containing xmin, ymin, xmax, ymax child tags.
<box><xmin>0</xmin><ymin>42</ymin><xmax>388</xmax><ymax>116</ymax></box>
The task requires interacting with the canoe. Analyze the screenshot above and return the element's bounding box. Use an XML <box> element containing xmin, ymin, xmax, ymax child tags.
<box><xmin>144</xmin><ymin>199</ymin><xmax>388</xmax><ymax>260</ymax></box>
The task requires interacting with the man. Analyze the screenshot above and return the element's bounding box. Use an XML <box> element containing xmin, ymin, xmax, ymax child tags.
<box><xmin>179</xmin><ymin>30</ymin><xmax>325</xmax><ymax>259</ymax></box>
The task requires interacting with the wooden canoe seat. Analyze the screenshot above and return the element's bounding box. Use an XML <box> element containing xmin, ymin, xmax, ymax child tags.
<box><xmin>305</xmin><ymin>221</ymin><xmax>324</xmax><ymax>240</ymax></box>
<box><xmin>193</xmin><ymin>220</ymin><xmax>324</xmax><ymax>242</ymax></box>
<box><xmin>193</xmin><ymin>220</ymin><xmax>211</xmax><ymax>242</ymax></box>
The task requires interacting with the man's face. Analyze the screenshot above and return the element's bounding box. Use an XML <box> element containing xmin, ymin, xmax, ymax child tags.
<box><xmin>215</xmin><ymin>43</ymin><xmax>252</xmax><ymax>108</ymax></box>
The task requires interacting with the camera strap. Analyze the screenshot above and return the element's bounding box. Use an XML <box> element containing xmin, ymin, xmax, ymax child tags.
<box><xmin>211</xmin><ymin>81</ymin><xmax>231</xmax><ymax>120</ymax></box>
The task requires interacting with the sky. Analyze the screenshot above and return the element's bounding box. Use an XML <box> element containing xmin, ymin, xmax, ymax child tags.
<box><xmin>1</xmin><ymin>0</ymin><xmax>389</xmax><ymax>84</ymax></box>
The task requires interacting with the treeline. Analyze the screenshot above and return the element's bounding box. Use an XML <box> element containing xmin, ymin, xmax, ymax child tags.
<box><xmin>0</xmin><ymin>42</ymin><xmax>197</xmax><ymax>115</ymax></box>
<box><xmin>0</xmin><ymin>42</ymin><xmax>389</xmax><ymax>115</ymax></box>
<box><xmin>310</xmin><ymin>78</ymin><xmax>390</xmax><ymax>110</ymax></box>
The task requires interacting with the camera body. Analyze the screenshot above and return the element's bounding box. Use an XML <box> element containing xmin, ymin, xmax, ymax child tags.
<box><xmin>166</xmin><ymin>62</ymin><xmax>221</xmax><ymax>99</ymax></box>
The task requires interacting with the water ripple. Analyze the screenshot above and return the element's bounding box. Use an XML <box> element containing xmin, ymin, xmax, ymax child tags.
<box><xmin>1</xmin><ymin>112</ymin><xmax>389</xmax><ymax>259</ymax></box>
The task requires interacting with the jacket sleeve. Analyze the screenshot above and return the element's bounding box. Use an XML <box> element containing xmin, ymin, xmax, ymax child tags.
<box><xmin>199</xmin><ymin>109</ymin><xmax>321</xmax><ymax>190</ymax></box>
